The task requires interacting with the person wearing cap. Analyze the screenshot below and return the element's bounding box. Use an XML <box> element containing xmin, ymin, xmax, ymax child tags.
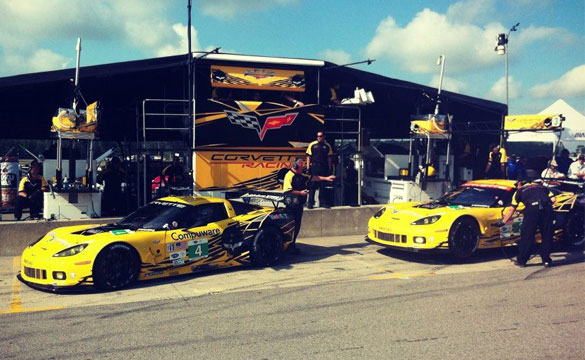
<box><xmin>14</xmin><ymin>162</ymin><xmax>48</xmax><ymax>220</ymax></box>
<box><xmin>485</xmin><ymin>143</ymin><xmax>507</xmax><ymax>179</ymax></box>
<box><xmin>283</xmin><ymin>159</ymin><xmax>335</xmax><ymax>248</ymax></box>
<box><xmin>306</xmin><ymin>131</ymin><xmax>334</xmax><ymax>209</ymax></box>
<box><xmin>567</xmin><ymin>154</ymin><xmax>585</xmax><ymax>179</ymax></box>
<box><xmin>540</xmin><ymin>159</ymin><xmax>565</xmax><ymax>179</ymax></box>
<box><xmin>497</xmin><ymin>179</ymin><xmax>556</xmax><ymax>267</ymax></box>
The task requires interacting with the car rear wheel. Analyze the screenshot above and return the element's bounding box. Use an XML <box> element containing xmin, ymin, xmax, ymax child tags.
<box><xmin>562</xmin><ymin>210</ymin><xmax>584</xmax><ymax>247</ymax></box>
<box><xmin>449</xmin><ymin>218</ymin><xmax>480</xmax><ymax>258</ymax></box>
<box><xmin>250</xmin><ymin>227</ymin><xmax>283</xmax><ymax>267</ymax></box>
<box><xmin>93</xmin><ymin>243</ymin><xmax>139</xmax><ymax>291</ymax></box>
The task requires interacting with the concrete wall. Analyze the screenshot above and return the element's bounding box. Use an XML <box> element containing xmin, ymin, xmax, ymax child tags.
<box><xmin>0</xmin><ymin>206</ymin><xmax>380</xmax><ymax>256</ymax></box>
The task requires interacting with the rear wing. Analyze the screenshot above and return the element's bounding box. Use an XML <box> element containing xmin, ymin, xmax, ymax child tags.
<box><xmin>225</xmin><ymin>189</ymin><xmax>304</xmax><ymax>208</ymax></box>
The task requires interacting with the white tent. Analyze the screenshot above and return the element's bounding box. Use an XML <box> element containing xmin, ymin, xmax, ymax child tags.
<box><xmin>507</xmin><ymin>99</ymin><xmax>585</xmax><ymax>152</ymax></box>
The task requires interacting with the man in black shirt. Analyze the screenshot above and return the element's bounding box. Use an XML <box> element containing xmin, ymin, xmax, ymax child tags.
<box><xmin>499</xmin><ymin>180</ymin><xmax>556</xmax><ymax>267</ymax></box>
<box><xmin>15</xmin><ymin>163</ymin><xmax>48</xmax><ymax>220</ymax></box>
<box><xmin>306</xmin><ymin>131</ymin><xmax>333</xmax><ymax>208</ymax></box>
<box><xmin>283</xmin><ymin>159</ymin><xmax>335</xmax><ymax>247</ymax></box>
<box><xmin>97</xmin><ymin>156</ymin><xmax>126</xmax><ymax>216</ymax></box>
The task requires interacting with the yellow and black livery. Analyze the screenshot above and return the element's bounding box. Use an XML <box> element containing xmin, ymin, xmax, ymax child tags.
<box><xmin>20</xmin><ymin>193</ymin><xmax>298</xmax><ymax>291</ymax></box>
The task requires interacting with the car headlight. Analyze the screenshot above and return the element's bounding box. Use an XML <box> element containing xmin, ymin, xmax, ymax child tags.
<box><xmin>411</xmin><ymin>215</ymin><xmax>441</xmax><ymax>225</ymax></box>
<box><xmin>373</xmin><ymin>207</ymin><xmax>386</xmax><ymax>219</ymax></box>
<box><xmin>53</xmin><ymin>244</ymin><xmax>89</xmax><ymax>257</ymax></box>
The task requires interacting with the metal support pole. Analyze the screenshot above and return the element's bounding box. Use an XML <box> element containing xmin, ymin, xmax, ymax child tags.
<box><xmin>357</xmin><ymin>107</ymin><xmax>362</xmax><ymax>206</ymax></box>
<box><xmin>56</xmin><ymin>136</ymin><xmax>63</xmax><ymax>189</ymax></box>
<box><xmin>86</xmin><ymin>138</ymin><xmax>93</xmax><ymax>187</ymax></box>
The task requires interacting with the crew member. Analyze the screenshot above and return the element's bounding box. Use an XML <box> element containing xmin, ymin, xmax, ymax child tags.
<box><xmin>306</xmin><ymin>131</ymin><xmax>333</xmax><ymax>208</ymax></box>
<box><xmin>14</xmin><ymin>163</ymin><xmax>49</xmax><ymax>220</ymax></box>
<box><xmin>283</xmin><ymin>159</ymin><xmax>335</xmax><ymax>248</ymax></box>
<box><xmin>162</xmin><ymin>156</ymin><xmax>186</xmax><ymax>186</ymax></box>
<box><xmin>97</xmin><ymin>156</ymin><xmax>126</xmax><ymax>216</ymax></box>
<box><xmin>497</xmin><ymin>180</ymin><xmax>556</xmax><ymax>267</ymax></box>
<box><xmin>540</xmin><ymin>159</ymin><xmax>565</xmax><ymax>179</ymax></box>
<box><xmin>555</xmin><ymin>149</ymin><xmax>572</xmax><ymax>175</ymax></box>
<box><xmin>568</xmin><ymin>154</ymin><xmax>585</xmax><ymax>179</ymax></box>
<box><xmin>485</xmin><ymin>144</ymin><xmax>507</xmax><ymax>179</ymax></box>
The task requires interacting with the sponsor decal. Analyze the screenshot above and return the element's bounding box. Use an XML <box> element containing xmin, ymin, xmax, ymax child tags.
<box><xmin>151</xmin><ymin>201</ymin><xmax>186</xmax><ymax>208</ymax></box>
<box><xmin>167</xmin><ymin>243</ymin><xmax>175</xmax><ymax>252</ymax></box>
<box><xmin>144</xmin><ymin>270</ymin><xmax>164</xmax><ymax>277</ymax></box>
<box><xmin>169</xmin><ymin>271</ymin><xmax>179</xmax><ymax>276</ymax></box>
<box><xmin>175</xmin><ymin>241</ymin><xmax>187</xmax><ymax>250</ymax></box>
<box><xmin>225</xmin><ymin>110</ymin><xmax>298</xmax><ymax>141</ymax></box>
<box><xmin>152</xmin><ymin>239</ymin><xmax>161</xmax><ymax>244</ymax></box>
<box><xmin>110</xmin><ymin>229</ymin><xmax>134</xmax><ymax>236</ymax></box>
<box><xmin>171</xmin><ymin>229</ymin><xmax>220</xmax><ymax>241</ymax></box>
<box><xmin>170</xmin><ymin>251</ymin><xmax>187</xmax><ymax>259</ymax></box>
<box><xmin>173</xmin><ymin>259</ymin><xmax>185</xmax><ymax>266</ymax></box>
<box><xmin>461</xmin><ymin>182</ymin><xmax>513</xmax><ymax>191</ymax></box>
<box><xmin>269</xmin><ymin>213</ymin><xmax>289</xmax><ymax>220</ymax></box>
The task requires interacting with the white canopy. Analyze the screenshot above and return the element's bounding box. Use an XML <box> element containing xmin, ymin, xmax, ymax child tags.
<box><xmin>507</xmin><ymin>99</ymin><xmax>585</xmax><ymax>152</ymax></box>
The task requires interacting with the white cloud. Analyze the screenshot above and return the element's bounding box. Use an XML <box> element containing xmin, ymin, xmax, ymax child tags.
<box><xmin>3</xmin><ymin>49</ymin><xmax>70</xmax><ymax>75</ymax></box>
<box><xmin>429</xmin><ymin>75</ymin><xmax>468</xmax><ymax>94</ymax></box>
<box><xmin>365</xmin><ymin>6</ymin><xmax>569</xmax><ymax>75</ymax></box>
<box><xmin>529</xmin><ymin>64</ymin><xmax>585</xmax><ymax>99</ymax></box>
<box><xmin>319</xmin><ymin>49</ymin><xmax>352</xmax><ymax>65</ymax></box>
<box><xmin>0</xmin><ymin>0</ymin><xmax>201</xmax><ymax>76</ymax></box>
<box><xmin>487</xmin><ymin>76</ymin><xmax>522</xmax><ymax>102</ymax></box>
<box><xmin>446</xmin><ymin>0</ymin><xmax>496</xmax><ymax>24</ymax></box>
<box><xmin>155</xmin><ymin>24</ymin><xmax>201</xmax><ymax>57</ymax></box>
<box><xmin>197</xmin><ymin>0</ymin><xmax>298</xmax><ymax>20</ymax></box>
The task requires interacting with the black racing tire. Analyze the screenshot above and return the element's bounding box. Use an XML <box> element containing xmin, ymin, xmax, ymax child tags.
<box><xmin>448</xmin><ymin>217</ymin><xmax>480</xmax><ymax>258</ymax></box>
<box><xmin>93</xmin><ymin>243</ymin><xmax>139</xmax><ymax>291</ymax></box>
<box><xmin>250</xmin><ymin>227</ymin><xmax>284</xmax><ymax>267</ymax></box>
<box><xmin>562</xmin><ymin>210</ymin><xmax>584</xmax><ymax>247</ymax></box>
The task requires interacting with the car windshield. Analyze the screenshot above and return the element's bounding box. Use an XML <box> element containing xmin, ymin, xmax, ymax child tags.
<box><xmin>117</xmin><ymin>201</ymin><xmax>229</xmax><ymax>230</ymax></box>
<box><xmin>438</xmin><ymin>186</ymin><xmax>513</xmax><ymax>208</ymax></box>
<box><xmin>116</xmin><ymin>201</ymin><xmax>190</xmax><ymax>230</ymax></box>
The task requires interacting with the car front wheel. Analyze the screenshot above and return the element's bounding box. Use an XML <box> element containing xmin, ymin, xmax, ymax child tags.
<box><xmin>93</xmin><ymin>243</ymin><xmax>139</xmax><ymax>291</ymax></box>
<box><xmin>448</xmin><ymin>218</ymin><xmax>480</xmax><ymax>258</ymax></box>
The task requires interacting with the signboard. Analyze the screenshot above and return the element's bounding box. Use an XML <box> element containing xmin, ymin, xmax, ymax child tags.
<box><xmin>504</xmin><ymin>114</ymin><xmax>564</xmax><ymax>131</ymax></box>
<box><xmin>210</xmin><ymin>65</ymin><xmax>305</xmax><ymax>92</ymax></box>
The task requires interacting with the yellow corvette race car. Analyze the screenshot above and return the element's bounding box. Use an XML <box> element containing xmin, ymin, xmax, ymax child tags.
<box><xmin>367</xmin><ymin>179</ymin><xmax>584</xmax><ymax>258</ymax></box>
<box><xmin>19</xmin><ymin>192</ymin><xmax>299</xmax><ymax>291</ymax></box>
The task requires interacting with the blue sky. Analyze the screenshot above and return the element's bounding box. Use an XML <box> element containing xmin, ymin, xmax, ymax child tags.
<box><xmin>0</xmin><ymin>0</ymin><xmax>583</xmax><ymax>115</ymax></box>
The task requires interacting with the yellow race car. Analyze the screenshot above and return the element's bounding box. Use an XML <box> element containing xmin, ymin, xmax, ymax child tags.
<box><xmin>20</xmin><ymin>192</ymin><xmax>298</xmax><ymax>291</ymax></box>
<box><xmin>367</xmin><ymin>179</ymin><xmax>584</xmax><ymax>258</ymax></box>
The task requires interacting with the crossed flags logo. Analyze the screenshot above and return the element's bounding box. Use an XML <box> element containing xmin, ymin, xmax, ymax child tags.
<box><xmin>225</xmin><ymin>110</ymin><xmax>298</xmax><ymax>141</ymax></box>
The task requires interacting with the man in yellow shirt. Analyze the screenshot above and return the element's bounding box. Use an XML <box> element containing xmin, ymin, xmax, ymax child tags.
<box><xmin>15</xmin><ymin>163</ymin><xmax>48</xmax><ymax>220</ymax></box>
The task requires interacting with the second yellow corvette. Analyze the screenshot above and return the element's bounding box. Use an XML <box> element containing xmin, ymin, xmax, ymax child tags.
<box><xmin>367</xmin><ymin>180</ymin><xmax>583</xmax><ymax>258</ymax></box>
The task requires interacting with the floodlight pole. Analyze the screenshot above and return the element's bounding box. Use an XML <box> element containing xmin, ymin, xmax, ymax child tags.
<box><xmin>495</xmin><ymin>22</ymin><xmax>519</xmax><ymax>145</ymax></box>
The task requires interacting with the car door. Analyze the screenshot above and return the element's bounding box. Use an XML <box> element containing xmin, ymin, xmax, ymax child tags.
<box><xmin>165</xmin><ymin>203</ymin><xmax>231</xmax><ymax>268</ymax></box>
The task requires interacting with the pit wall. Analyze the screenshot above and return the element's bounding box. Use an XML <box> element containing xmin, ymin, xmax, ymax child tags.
<box><xmin>0</xmin><ymin>205</ymin><xmax>380</xmax><ymax>256</ymax></box>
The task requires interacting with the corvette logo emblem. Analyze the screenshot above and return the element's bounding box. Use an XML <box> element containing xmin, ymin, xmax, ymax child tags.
<box><xmin>225</xmin><ymin>111</ymin><xmax>298</xmax><ymax>140</ymax></box>
<box><xmin>244</xmin><ymin>68</ymin><xmax>275</xmax><ymax>79</ymax></box>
